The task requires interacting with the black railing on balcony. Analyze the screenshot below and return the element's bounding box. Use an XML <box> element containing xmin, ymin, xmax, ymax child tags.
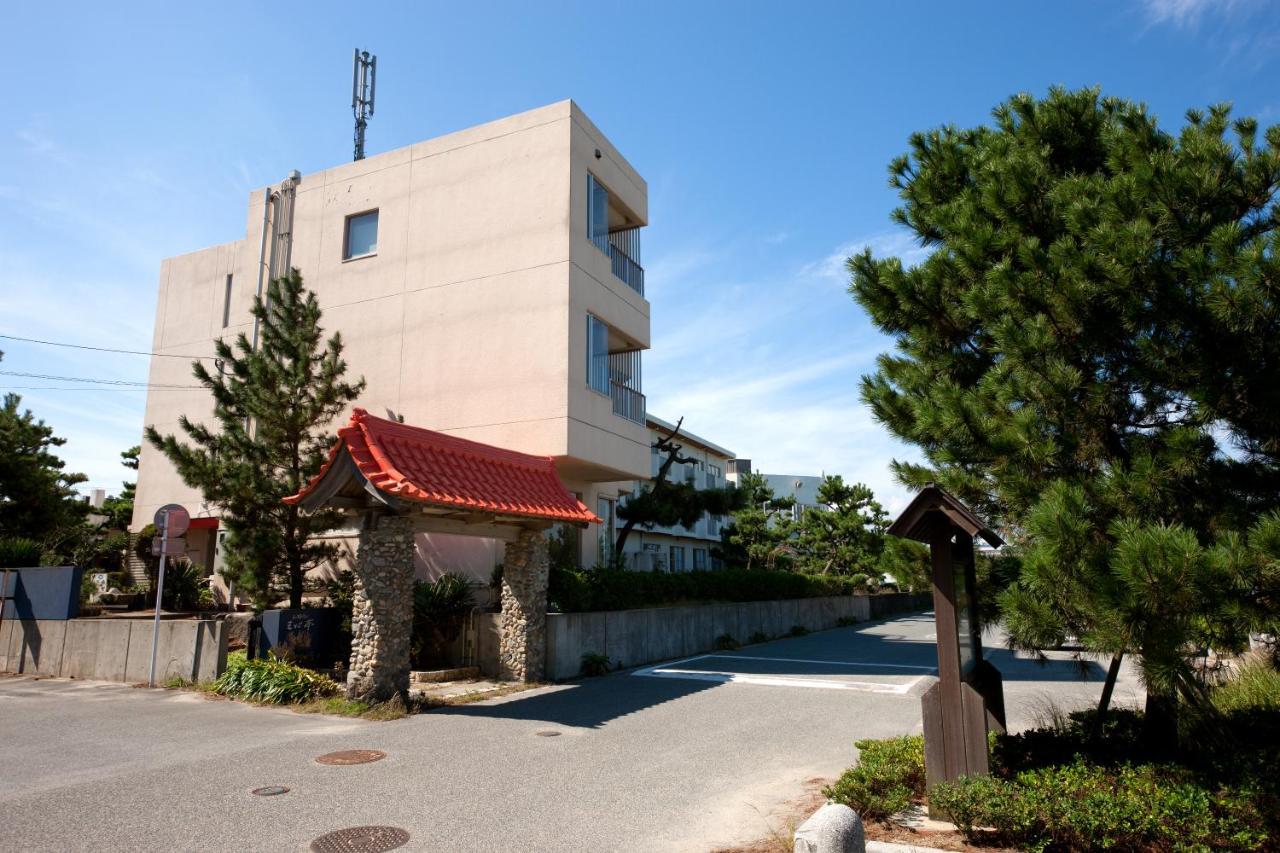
<box><xmin>608</xmin><ymin>226</ymin><xmax>643</xmax><ymax>296</ymax></box>
<box><xmin>610</xmin><ymin>382</ymin><xmax>646</xmax><ymax>424</ymax></box>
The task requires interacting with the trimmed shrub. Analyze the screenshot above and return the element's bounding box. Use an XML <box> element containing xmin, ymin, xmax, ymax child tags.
<box><xmin>213</xmin><ymin>651</ymin><xmax>339</xmax><ymax>704</ymax></box>
<box><xmin>932</xmin><ymin>761</ymin><xmax>1267</xmax><ymax>852</ymax></box>
<box><xmin>823</xmin><ymin>735</ymin><xmax>925</xmax><ymax>820</ymax></box>
<box><xmin>748</xmin><ymin>631</ymin><xmax>770</xmax><ymax>644</ymax></box>
<box><xmin>548</xmin><ymin>566</ymin><xmax>872</xmax><ymax>613</ymax></box>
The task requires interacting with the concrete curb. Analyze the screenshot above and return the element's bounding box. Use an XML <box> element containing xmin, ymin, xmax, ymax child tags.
<box><xmin>866</xmin><ymin>841</ymin><xmax>955</xmax><ymax>853</ymax></box>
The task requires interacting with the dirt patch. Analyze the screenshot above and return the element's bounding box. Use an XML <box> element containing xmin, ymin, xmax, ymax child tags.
<box><xmin>714</xmin><ymin>779</ymin><xmax>1013</xmax><ymax>853</ymax></box>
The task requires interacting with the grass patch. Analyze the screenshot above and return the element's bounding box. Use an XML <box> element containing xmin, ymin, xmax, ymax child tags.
<box><xmin>1213</xmin><ymin>654</ymin><xmax>1280</xmax><ymax>714</ymax></box>
<box><xmin>295</xmin><ymin>694</ymin><xmax>416</xmax><ymax>721</ymax></box>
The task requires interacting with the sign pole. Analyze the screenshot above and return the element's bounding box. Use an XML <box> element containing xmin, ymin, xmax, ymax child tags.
<box><xmin>147</xmin><ymin>512</ymin><xmax>170</xmax><ymax>688</ymax></box>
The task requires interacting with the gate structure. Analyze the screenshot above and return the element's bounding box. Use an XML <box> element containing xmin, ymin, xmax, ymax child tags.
<box><xmin>287</xmin><ymin>409</ymin><xmax>598</xmax><ymax>701</ymax></box>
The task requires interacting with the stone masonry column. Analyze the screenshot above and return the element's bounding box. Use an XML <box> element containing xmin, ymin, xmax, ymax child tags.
<box><xmin>499</xmin><ymin>529</ymin><xmax>550</xmax><ymax>682</ymax></box>
<box><xmin>347</xmin><ymin>514</ymin><xmax>416</xmax><ymax>701</ymax></box>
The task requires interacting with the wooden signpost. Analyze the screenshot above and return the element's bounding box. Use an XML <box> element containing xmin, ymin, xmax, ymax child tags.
<box><xmin>887</xmin><ymin>484</ymin><xmax>1006</xmax><ymax>812</ymax></box>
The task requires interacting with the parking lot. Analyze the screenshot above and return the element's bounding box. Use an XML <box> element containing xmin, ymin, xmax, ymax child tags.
<box><xmin>0</xmin><ymin>611</ymin><xmax>1143</xmax><ymax>852</ymax></box>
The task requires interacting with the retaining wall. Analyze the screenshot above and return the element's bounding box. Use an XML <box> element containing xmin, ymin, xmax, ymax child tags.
<box><xmin>541</xmin><ymin>592</ymin><xmax>932</xmax><ymax>681</ymax></box>
<box><xmin>0</xmin><ymin>618</ymin><xmax>228</xmax><ymax>683</ymax></box>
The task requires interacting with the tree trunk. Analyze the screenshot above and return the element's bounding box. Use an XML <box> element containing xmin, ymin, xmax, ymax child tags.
<box><xmin>1143</xmin><ymin>690</ymin><xmax>1179</xmax><ymax>755</ymax></box>
<box><xmin>1096</xmin><ymin>651</ymin><xmax>1124</xmax><ymax>716</ymax></box>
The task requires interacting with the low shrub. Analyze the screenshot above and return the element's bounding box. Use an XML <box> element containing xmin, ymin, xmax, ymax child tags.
<box><xmin>823</xmin><ymin>735</ymin><xmax>925</xmax><ymax>821</ymax></box>
<box><xmin>213</xmin><ymin>651</ymin><xmax>339</xmax><ymax>705</ymax></box>
<box><xmin>835</xmin><ymin>616</ymin><xmax>859</xmax><ymax>627</ymax></box>
<box><xmin>580</xmin><ymin>651</ymin><xmax>612</xmax><ymax>677</ymax></box>
<box><xmin>932</xmin><ymin>761</ymin><xmax>1268</xmax><ymax>852</ymax></box>
<box><xmin>787</xmin><ymin>624</ymin><xmax>809</xmax><ymax>637</ymax></box>
<box><xmin>748</xmin><ymin>631</ymin><xmax>770</xmax><ymax>645</ymax></box>
<box><xmin>714</xmin><ymin>633</ymin><xmax>739</xmax><ymax>651</ymax></box>
<box><xmin>0</xmin><ymin>537</ymin><xmax>42</xmax><ymax>568</ymax></box>
<box><xmin>412</xmin><ymin>573</ymin><xmax>472</xmax><ymax>668</ymax></box>
<box><xmin>548</xmin><ymin>566</ymin><xmax>874</xmax><ymax>613</ymax></box>
<box><xmin>1213</xmin><ymin>656</ymin><xmax>1280</xmax><ymax>714</ymax></box>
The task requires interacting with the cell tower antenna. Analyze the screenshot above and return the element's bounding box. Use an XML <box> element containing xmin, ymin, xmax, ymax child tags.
<box><xmin>352</xmin><ymin>48</ymin><xmax>377</xmax><ymax>161</ymax></box>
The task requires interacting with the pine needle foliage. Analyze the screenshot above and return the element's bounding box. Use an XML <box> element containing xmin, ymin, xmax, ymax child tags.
<box><xmin>850</xmin><ymin>87</ymin><xmax>1280</xmax><ymax>732</ymax></box>
<box><xmin>146</xmin><ymin>270</ymin><xmax>365</xmax><ymax>611</ymax></box>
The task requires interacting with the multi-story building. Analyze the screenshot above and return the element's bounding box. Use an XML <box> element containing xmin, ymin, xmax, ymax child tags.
<box><xmin>615</xmin><ymin>415</ymin><xmax>735</xmax><ymax>572</ymax></box>
<box><xmin>132</xmin><ymin>101</ymin><xmax>651</xmax><ymax>581</ymax></box>
<box><xmin>726</xmin><ymin>461</ymin><xmax>828</xmax><ymax>521</ymax></box>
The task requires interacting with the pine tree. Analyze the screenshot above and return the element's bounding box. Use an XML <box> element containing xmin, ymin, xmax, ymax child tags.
<box><xmin>0</xmin><ymin>350</ymin><xmax>88</xmax><ymax>542</ymax></box>
<box><xmin>717</xmin><ymin>472</ymin><xmax>796</xmax><ymax>570</ymax></box>
<box><xmin>794</xmin><ymin>476</ymin><xmax>889</xmax><ymax>576</ymax></box>
<box><xmin>146</xmin><ymin>271</ymin><xmax>365</xmax><ymax>611</ymax></box>
<box><xmin>100</xmin><ymin>446</ymin><xmax>139</xmax><ymax>531</ymax></box>
<box><xmin>849</xmin><ymin>88</ymin><xmax>1280</xmax><ymax>734</ymax></box>
<box><xmin>613</xmin><ymin>417</ymin><xmax>742</xmax><ymax>566</ymax></box>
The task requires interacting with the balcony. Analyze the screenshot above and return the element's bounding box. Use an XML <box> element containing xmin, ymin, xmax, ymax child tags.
<box><xmin>606</xmin><ymin>233</ymin><xmax>644</xmax><ymax>296</ymax></box>
<box><xmin>610</xmin><ymin>381</ymin><xmax>645</xmax><ymax>424</ymax></box>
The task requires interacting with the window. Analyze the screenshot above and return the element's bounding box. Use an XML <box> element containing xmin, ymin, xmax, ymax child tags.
<box><xmin>692</xmin><ymin>548</ymin><xmax>707</xmax><ymax>570</ymax></box>
<box><xmin>587</xmin><ymin>173</ymin><xmax>609</xmax><ymax>253</ymax></box>
<box><xmin>669</xmin><ymin>545</ymin><xmax>685</xmax><ymax>572</ymax></box>
<box><xmin>344</xmin><ymin>210</ymin><xmax>379</xmax><ymax>259</ymax></box>
<box><xmin>597</xmin><ymin>496</ymin><xmax>616</xmax><ymax>547</ymax></box>
<box><xmin>586</xmin><ymin>314</ymin><xmax>609</xmax><ymax>395</ymax></box>
<box><xmin>221</xmin><ymin>274</ymin><xmax>233</xmax><ymax>328</ymax></box>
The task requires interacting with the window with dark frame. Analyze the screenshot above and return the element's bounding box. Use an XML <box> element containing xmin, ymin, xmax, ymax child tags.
<box><xmin>344</xmin><ymin>210</ymin><xmax>379</xmax><ymax>259</ymax></box>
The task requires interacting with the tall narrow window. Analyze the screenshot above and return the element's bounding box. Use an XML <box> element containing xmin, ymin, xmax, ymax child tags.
<box><xmin>586</xmin><ymin>314</ymin><xmax>609</xmax><ymax>395</ymax></box>
<box><xmin>587</xmin><ymin>173</ymin><xmax>609</xmax><ymax>253</ymax></box>
<box><xmin>344</xmin><ymin>210</ymin><xmax>379</xmax><ymax>259</ymax></box>
<box><xmin>597</xmin><ymin>496</ymin><xmax>616</xmax><ymax>549</ymax></box>
<box><xmin>221</xmin><ymin>274</ymin><xmax>233</xmax><ymax>328</ymax></box>
<box><xmin>693</xmin><ymin>548</ymin><xmax>707</xmax><ymax>571</ymax></box>
<box><xmin>669</xmin><ymin>546</ymin><xmax>686</xmax><ymax>572</ymax></box>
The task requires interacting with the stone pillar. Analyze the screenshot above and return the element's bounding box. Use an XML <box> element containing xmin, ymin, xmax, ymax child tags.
<box><xmin>499</xmin><ymin>529</ymin><xmax>550</xmax><ymax>682</ymax></box>
<box><xmin>347</xmin><ymin>514</ymin><xmax>416</xmax><ymax>701</ymax></box>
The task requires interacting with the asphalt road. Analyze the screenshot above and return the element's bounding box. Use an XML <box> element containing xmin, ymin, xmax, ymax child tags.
<box><xmin>0</xmin><ymin>611</ymin><xmax>1143</xmax><ymax>852</ymax></box>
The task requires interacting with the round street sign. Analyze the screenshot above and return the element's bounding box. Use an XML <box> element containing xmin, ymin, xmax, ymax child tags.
<box><xmin>154</xmin><ymin>503</ymin><xmax>191</xmax><ymax>537</ymax></box>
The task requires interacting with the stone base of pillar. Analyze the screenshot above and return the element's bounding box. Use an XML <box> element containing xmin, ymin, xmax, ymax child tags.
<box><xmin>499</xmin><ymin>529</ymin><xmax>549</xmax><ymax>682</ymax></box>
<box><xmin>346</xmin><ymin>514</ymin><xmax>416</xmax><ymax>701</ymax></box>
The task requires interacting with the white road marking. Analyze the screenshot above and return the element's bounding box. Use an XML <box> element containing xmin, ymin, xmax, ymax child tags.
<box><xmin>710</xmin><ymin>654</ymin><xmax>935</xmax><ymax>672</ymax></box>
<box><xmin>631</xmin><ymin>654</ymin><xmax>934</xmax><ymax>694</ymax></box>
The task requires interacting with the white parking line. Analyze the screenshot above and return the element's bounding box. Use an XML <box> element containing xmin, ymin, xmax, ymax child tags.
<box><xmin>631</xmin><ymin>654</ymin><xmax>934</xmax><ymax>694</ymax></box>
<box><xmin>713</xmin><ymin>654</ymin><xmax>935</xmax><ymax>671</ymax></box>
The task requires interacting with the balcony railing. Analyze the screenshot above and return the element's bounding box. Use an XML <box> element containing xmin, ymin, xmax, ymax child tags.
<box><xmin>610</xmin><ymin>381</ymin><xmax>646</xmax><ymax>424</ymax></box>
<box><xmin>607</xmin><ymin>242</ymin><xmax>644</xmax><ymax>296</ymax></box>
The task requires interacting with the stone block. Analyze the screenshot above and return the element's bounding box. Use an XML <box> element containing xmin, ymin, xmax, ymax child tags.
<box><xmin>793</xmin><ymin>804</ymin><xmax>864</xmax><ymax>853</ymax></box>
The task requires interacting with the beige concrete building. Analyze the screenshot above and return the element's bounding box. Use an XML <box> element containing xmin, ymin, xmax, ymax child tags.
<box><xmin>132</xmin><ymin>100</ymin><xmax>651</xmax><ymax>580</ymax></box>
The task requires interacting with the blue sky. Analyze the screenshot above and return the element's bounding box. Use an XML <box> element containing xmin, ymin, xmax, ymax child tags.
<box><xmin>3</xmin><ymin>0</ymin><xmax>1278</xmax><ymax>511</ymax></box>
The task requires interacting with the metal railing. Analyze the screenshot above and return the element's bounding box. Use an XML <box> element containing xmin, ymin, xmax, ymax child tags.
<box><xmin>610</xmin><ymin>382</ymin><xmax>646</xmax><ymax>424</ymax></box>
<box><xmin>607</xmin><ymin>242</ymin><xmax>644</xmax><ymax>296</ymax></box>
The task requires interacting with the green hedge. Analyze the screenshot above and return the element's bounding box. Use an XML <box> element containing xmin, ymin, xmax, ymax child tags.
<box><xmin>823</xmin><ymin>735</ymin><xmax>926</xmax><ymax>820</ymax></box>
<box><xmin>932</xmin><ymin>761</ymin><xmax>1267</xmax><ymax>852</ymax></box>
<box><xmin>548</xmin><ymin>566</ymin><xmax>871</xmax><ymax>613</ymax></box>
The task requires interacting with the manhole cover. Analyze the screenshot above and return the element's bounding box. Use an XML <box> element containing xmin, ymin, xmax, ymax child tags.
<box><xmin>251</xmin><ymin>785</ymin><xmax>290</xmax><ymax>796</ymax></box>
<box><xmin>535</xmin><ymin>730</ymin><xmax>561</xmax><ymax>737</ymax></box>
<box><xmin>309</xmin><ymin>826</ymin><xmax>409</xmax><ymax>852</ymax></box>
<box><xmin>315</xmin><ymin>749</ymin><xmax>386</xmax><ymax>766</ymax></box>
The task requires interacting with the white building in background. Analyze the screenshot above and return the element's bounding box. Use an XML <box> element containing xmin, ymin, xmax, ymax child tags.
<box><xmin>614</xmin><ymin>415</ymin><xmax>735</xmax><ymax>572</ymax></box>
<box><xmin>726</xmin><ymin>461</ymin><xmax>828</xmax><ymax>522</ymax></box>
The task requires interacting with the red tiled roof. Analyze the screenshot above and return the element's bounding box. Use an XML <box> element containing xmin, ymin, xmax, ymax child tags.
<box><xmin>285</xmin><ymin>408</ymin><xmax>599</xmax><ymax>525</ymax></box>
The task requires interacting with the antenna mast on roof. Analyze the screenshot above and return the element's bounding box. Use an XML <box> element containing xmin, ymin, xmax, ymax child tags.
<box><xmin>351</xmin><ymin>48</ymin><xmax>377</xmax><ymax>161</ymax></box>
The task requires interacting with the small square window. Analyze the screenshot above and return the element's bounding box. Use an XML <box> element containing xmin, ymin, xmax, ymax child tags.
<box><xmin>344</xmin><ymin>210</ymin><xmax>379</xmax><ymax>259</ymax></box>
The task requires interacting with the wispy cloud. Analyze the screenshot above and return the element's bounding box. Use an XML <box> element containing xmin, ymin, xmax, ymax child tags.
<box><xmin>798</xmin><ymin>230</ymin><xmax>930</xmax><ymax>285</ymax></box>
<box><xmin>1141</xmin><ymin>0</ymin><xmax>1245</xmax><ymax>28</ymax></box>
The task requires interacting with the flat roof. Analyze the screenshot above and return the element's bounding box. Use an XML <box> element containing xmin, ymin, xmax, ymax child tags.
<box><xmin>646</xmin><ymin>414</ymin><xmax>735</xmax><ymax>460</ymax></box>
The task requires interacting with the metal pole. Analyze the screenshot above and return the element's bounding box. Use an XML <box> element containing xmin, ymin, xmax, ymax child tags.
<box><xmin>147</xmin><ymin>512</ymin><xmax>170</xmax><ymax>687</ymax></box>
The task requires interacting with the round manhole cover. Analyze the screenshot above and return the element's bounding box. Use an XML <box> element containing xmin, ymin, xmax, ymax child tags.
<box><xmin>535</xmin><ymin>730</ymin><xmax>561</xmax><ymax>737</ymax></box>
<box><xmin>309</xmin><ymin>826</ymin><xmax>409</xmax><ymax>853</ymax></box>
<box><xmin>315</xmin><ymin>749</ymin><xmax>387</xmax><ymax>766</ymax></box>
<box><xmin>251</xmin><ymin>785</ymin><xmax>290</xmax><ymax>796</ymax></box>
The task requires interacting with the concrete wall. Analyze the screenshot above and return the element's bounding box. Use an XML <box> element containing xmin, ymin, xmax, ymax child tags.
<box><xmin>0</xmin><ymin>618</ymin><xmax>228</xmax><ymax>683</ymax></box>
<box><xmin>535</xmin><ymin>593</ymin><xmax>932</xmax><ymax>682</ymax></box>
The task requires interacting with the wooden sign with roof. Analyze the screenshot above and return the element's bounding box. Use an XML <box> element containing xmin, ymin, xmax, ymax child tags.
<box><xmin>888</xmin><ymin>483</ymin><xmax>1006</xmax><ymax>808</ymax></box>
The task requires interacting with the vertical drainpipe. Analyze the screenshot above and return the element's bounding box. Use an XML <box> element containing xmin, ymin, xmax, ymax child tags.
<box><xmin>251</xmin><ymin>170</ymin><xmax>301</xmax><ymax>353</ymax></box>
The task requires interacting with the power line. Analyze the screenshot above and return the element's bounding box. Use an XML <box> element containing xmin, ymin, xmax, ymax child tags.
<box><xmin>0</xmin><ymin>386</ymin><xmax>184</xmax><ymax>392</ymax></box>
<box><xmin>0</xmin><ymin>370</ymin><xmax>202</xmax><ymax>389</ymax></box>
<box><xmin>0</xmin><ymin>333</ymin><xmax>217</xmax><ymax>361</ymax></box>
